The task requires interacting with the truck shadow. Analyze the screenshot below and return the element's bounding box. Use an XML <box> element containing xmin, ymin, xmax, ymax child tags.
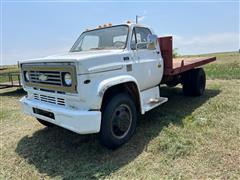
<box><xmin>15</xmin><ymin>87</ymin><xmax>220</xmax><ymax>179</ymax></box>
<box><xmin>0</xmin><ymin>88</ymin><xmax>26</xmax><ymax>97</ymax></box>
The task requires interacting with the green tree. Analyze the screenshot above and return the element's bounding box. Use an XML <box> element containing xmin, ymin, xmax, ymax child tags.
<box><xmin>173</xmin><ymin>48</ymin><xmax>179</xmax><ymax>58</ymax></box>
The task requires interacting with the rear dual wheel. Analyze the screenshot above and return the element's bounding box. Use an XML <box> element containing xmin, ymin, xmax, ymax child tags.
<box><xmin>182</xmin><ymin>68</ymin><xmax>206</xmax><ymax>96</ymax></box>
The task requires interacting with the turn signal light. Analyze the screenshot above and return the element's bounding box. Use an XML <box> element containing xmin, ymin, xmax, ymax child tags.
<box><xmin>96</xmin><ymin>23</ymin><xmax>113</xmax><ymax>29</ymax></box>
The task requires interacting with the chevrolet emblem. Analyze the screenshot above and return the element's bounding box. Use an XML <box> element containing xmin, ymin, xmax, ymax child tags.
<box><xmin>39</xmin><ymin>74</ymin><xmax>48</xmax><ymax>81</ymax></box>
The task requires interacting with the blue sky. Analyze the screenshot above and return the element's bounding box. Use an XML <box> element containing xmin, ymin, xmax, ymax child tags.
<box><xmin>1</xmin><ymin>1</ymin><xmax>239</xmax><ymax>65</ymax></box>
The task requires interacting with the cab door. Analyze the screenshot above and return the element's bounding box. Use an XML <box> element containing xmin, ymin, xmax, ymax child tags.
<box><xmin>130</xmin><ymin>27</ymin><xmax>163</xmax><ymax>90</ymax></box>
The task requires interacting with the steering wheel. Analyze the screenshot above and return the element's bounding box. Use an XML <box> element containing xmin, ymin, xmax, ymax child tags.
<box><xmin>113</xmin><ymin>41</ymin><xmax>125</xmax><ymax>48</ymax></box>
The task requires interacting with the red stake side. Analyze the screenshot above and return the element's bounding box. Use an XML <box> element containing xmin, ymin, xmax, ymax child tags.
<box><xmin>158</xmin><ymin>36</ymin><xmax>216</xmax><ymax>76</ymax></box>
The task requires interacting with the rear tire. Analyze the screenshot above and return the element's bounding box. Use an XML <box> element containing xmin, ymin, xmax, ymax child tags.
<box><xmin>182</xmin><ymin>68</ymin><xmax>206</xmax><ymax>96</ymax></box>
<box><xmin>37</xmin><ymin>118</ymin><xmax>54</xmax><ymax>127</ymax></box>
<box><xmin>99</xmin><ymin>93</ymin><xmax>137</xmax><ymax>149</ymax></box>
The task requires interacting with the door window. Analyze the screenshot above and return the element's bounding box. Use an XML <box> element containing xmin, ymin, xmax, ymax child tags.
<box><xmin>131</xmin><ymin>27</ymin><xmax>152</xmax><ymax>50</ymax></box>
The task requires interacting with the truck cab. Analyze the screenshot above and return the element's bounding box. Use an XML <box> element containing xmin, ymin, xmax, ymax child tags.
<box><xmin>20</xmin><ymin>22</ymin><xmax>212</xmax><ymax>149</ymax></box>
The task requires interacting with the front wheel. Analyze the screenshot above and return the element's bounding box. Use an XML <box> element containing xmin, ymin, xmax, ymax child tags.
<box><xmin>99</xmin><ymin>93</ymin><xmax>137</xmax><ymax>149</ymax></box>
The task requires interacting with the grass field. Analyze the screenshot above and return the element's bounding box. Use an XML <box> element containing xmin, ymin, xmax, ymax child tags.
<box><xmin>0</xmin><ymin>52</ymin><xmax>240</xmax><ymax>179</ymax></box>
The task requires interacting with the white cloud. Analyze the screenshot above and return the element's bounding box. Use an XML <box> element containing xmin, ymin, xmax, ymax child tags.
<box><xmin>138</xmin><ymin>16</ymin><xmax>146</xmax><ymax>22</ymax></box>
<box><xmin>1</xmin><ymin>36</ymin><xmax>74</xmax><ymax>65</ymax></box>
<box><xmin>2</xmin><ymin>46</ymin><xmax>70</xmax><ymax>65</ymax></box>
<box><xmin>137</xmin><ymin>10</ymin><xmax>148</xmax><ymax>23</ymax></box>
<box><xmin>171</xmin><ymin>32</ymin><xmax>239</xmax><ymax>55</ymax></box>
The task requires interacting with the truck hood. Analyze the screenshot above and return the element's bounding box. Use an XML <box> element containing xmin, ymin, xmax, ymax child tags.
<box><xmin>21</xmin><ymin>49</ymin><xmax>129</xmax><ymax>74</ymax></box>
<box><xmin>21</xmin><ymin>50</ymin><xmax>124</xmax><ymax>63</ymax></box>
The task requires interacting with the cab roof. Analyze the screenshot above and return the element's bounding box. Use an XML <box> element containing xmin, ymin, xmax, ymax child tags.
<box><xmin>84</xmin><ymin>22</ymin><xmax>148</xmax><ymax>32</ymax></box>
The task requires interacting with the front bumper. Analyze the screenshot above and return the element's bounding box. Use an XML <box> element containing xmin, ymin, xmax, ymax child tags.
<box><xmin>20</xmin><ymin>96</ymin><xmax>101</xmax><ymax>134</ymax></box>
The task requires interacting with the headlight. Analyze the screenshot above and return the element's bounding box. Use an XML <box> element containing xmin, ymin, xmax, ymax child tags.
<box><xmin>24</xmin><ymin>71</ymin><xmax>30</xmax><ymax>82</ymax></box>
<box><xmin>63</xmin><ymin>73</ymin><xmax>72</xmax><ymax>86</ymax></box>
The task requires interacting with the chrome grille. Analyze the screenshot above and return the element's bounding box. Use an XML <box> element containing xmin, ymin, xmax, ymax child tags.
<box><xmin>33</xmin><ymin>93</ymin><xmax>65</xmax><ymax>106</ymax></box>
<box><xmin>21</xmin><ymin>63</ymin><xmax>77</xmax><ymax>93</ymax></box>
<box><xmin>30</xmin><ymin>71</ymin><xmax>62</xmax><ymax>85</ymax></box>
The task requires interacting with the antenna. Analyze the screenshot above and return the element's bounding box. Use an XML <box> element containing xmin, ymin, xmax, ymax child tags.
<box><xmin>136</xmin><ymin>15</ymin><xmax>139</xmax><ymax>24</ymax></box>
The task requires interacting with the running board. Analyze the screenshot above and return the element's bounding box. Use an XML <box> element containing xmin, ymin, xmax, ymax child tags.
<box><xmin>143</xmin><ymin>97</ymin><xmax>168</xmax><ymax>112</ymax></box>
<box><xmin>140</xmin><ymin>86</ymin><xmax>168</xmax><ymax>114</ymax></box>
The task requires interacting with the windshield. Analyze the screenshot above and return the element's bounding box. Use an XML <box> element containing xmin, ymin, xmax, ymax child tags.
<box><xmin>70</xmin><ymin>25</ymin><xmax>129</xmax><ymax>52</ymax></box>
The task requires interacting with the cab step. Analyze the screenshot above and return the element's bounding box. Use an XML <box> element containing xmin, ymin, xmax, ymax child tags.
<box><xmin>143</xmin><ymin>97</ymin><xmax>168</xmax><ymax>112</ymax></box>
<box><xmin>140</xmin><ymin>86</ymin><xmax>168</xmax><ymax>114</ymax></box>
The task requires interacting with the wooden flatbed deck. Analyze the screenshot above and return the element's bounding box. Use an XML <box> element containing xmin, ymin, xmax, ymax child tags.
<box><xmin>164</xmin><ymin>56</ymin><xmax>216</xmax><ymax>75</ymax></box>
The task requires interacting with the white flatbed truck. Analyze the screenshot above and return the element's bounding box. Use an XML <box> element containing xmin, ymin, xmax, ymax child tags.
<box><xmin>20</xmin><ymin>22</ymin><xmax>216</xmax><ymax>149</ymax></box>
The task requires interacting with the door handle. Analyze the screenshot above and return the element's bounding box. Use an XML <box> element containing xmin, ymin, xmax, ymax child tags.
<box><xmin>123</xmin><ymin>56</ymin><xmax>130</xmax><ymax>61</ymax></box>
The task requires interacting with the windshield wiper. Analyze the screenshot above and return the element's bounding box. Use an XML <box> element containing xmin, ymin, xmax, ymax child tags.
<box><xmin>89</xmin><ymin>47</ymin><xmax>105</xmax><ymax>50</ymax></box>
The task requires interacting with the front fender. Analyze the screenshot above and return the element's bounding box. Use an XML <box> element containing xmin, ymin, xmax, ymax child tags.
<box><xmin>97</xmin><ymin>75</ymin><xmax>140</xmax><ymax>97</ymax></box>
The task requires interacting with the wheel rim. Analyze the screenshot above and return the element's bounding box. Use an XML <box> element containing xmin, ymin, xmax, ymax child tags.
<box><xmin>111</xmin><ymin>104</ymin><xmax>132</xmax><ymax>139</ymax></box>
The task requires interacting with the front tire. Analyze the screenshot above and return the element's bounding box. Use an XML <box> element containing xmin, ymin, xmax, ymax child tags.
<box><xmin>99</xmin><ymin>93</ymin><xmax>137</xmax><ymax>149</ymax></box>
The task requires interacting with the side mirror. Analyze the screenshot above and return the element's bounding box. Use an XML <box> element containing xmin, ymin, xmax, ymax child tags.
<box><xmin>135</xmin><ymin>34</ymin><xmax>158</xmax><ymax>50</ymax></box>
<box><xmin>147</xmin><ymin>34</ymin><xmax>158</xmax><ymax>44</ymax></box>
<box><xmin>147</xmin><ymin>34</ymin><xmax>158</xmax><ymax>50</ymax></box>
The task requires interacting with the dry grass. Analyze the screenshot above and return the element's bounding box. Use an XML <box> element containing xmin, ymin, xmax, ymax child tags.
<box><xmin>0</xmin><ymin>52</ymin><xmax>240</xmax><ymax>179</ymax></box>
